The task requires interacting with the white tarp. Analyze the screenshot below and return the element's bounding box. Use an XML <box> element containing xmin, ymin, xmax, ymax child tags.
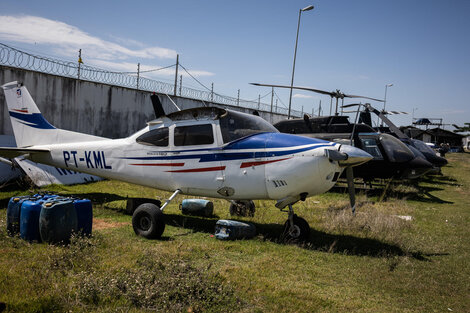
<box><xmin>14</xmin><ymin>156</ymin><xmax>103</xmax><ymax>187</ymax></box>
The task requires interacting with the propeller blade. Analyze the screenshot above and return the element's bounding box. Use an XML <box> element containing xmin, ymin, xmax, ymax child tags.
<box><xmin>345</xmin><ymin>166</ymin><xmax>356</xmax><ymax>215</ymax></box>
<box><xmin>250</xmin><ymin>83</ymin><xmax>336</xmax><ymax>97</ymax></box>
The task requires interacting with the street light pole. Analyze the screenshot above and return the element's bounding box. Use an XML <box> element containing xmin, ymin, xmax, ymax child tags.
<box><xmin>287</xmin><ymin>4</ymin><xmax>314</xmax><ymax>119</ymax></box>
<box><xmin>380</xmin><ymin>83</ymin><xmax>393</xmax><ymax>126</ymax></box>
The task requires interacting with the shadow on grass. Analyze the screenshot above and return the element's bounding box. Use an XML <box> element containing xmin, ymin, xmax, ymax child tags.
<box><xmin>164</xmin><ymin>213</ymin><xmax>442</xmax><ymax>261</ymax></box>
<box><xmin>331</xmin><ymin>176</ymin><xmax>455</xmax><ymax>204</ymax></box>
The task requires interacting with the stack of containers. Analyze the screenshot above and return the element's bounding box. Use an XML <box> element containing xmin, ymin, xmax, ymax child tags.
<box><xmin>5</xmin><ymin>193</ymin><xmax>93</xmax><ymax>244</ymax></box>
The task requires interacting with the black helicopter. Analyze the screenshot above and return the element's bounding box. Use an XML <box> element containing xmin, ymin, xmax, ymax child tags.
<box><xmin>341</xmin><ymin>102</ymin><xmax>448</xmax><ymax>173</ymax></box>
<box><xmin>251</xmin><ymin>83</ymin><xmax>434</xmax><ymax>181</ymax></box>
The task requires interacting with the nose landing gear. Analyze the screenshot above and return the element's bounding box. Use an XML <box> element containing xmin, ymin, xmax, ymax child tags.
<box><xmin>282</xmin><ymin>204</ymin><xmax>310</xmax><ymax>242</ymax></box>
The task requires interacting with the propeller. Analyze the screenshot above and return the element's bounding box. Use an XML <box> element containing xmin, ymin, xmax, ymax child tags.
<box><xmin>324</xmin><ymin>146</ymin><xmax>367</xmax><ymax>215</ymax></box>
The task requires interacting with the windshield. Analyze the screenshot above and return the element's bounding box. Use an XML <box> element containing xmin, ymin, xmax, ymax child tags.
<box><xmin>412</xmin><ymin>139</ymin><xmax>437</xmax><ymax>155</ymax></box>
<box><xmin>379</xmin><ymin>134</ymin><xmax>414</xmax><ymax>163</ymax></box>
<box><xmin>219</xmin><ymin>110</ymin><xmax>278</xmax><ymax>143</ymax></box>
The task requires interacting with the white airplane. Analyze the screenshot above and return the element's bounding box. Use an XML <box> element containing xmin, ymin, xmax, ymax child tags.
<box><xmin>0</xmin><ymin>81</ymin><xmax>372</xmax><ymax>240</ymax></box>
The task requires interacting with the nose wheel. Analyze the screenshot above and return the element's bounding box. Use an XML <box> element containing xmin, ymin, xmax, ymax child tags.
<box><xmin>282</xmin><ymin>204</ymin><xmax>310</xmax><ymax>242</ymax></box>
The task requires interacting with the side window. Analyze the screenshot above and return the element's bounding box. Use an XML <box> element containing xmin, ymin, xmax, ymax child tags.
<box><xmin>136</xmin><ymin>127</ymin><xmax>169</xmax><ymax>146</ymax></box>
<box><xmin>359</xmin><ymin>137</ymin><xmax>383</xmax><ymax>159</ymax></box>
<box><xmin>174</xmin><ymin>124</ymin><xmax>214</xmax><ymax>146</ymax></box>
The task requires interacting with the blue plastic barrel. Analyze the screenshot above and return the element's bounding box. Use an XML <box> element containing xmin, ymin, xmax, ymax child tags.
<box><xmin>215</xmin><ymin>220</ymin><xmax>256</xmax><ymax>240</ymax></box>
<box><xmin>20</xmin><ymin>199</ymin><xmax>45</xmax><ymax>242</ymax></box>
<box><xmin>7</xmin><ymin>196</ymin><xmax>30</xmax><ymax>236</ymax></box>
<box><xmin>72</xmin><ymin>198</ymin><xmax>93</xmax><ymax>236</ymax></box>
<box><xmin>180</xmin><ymin>199</ymin><xmax>213</xmax><ymax>217</ymax></box>
<box><xmin>39</xmin><ymin>199</ymin><xmax>77</xmax><ymax>244</ymax></box>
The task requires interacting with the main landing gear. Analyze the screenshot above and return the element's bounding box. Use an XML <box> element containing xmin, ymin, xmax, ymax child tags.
<box><xmin>132</xmin><ymin>189</ymin><xmax>181</xmax><ymax>239</ymax></box>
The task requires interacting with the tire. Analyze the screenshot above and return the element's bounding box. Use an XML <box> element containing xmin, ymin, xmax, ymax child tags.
<box><xmin>132</xmin><ymin>203</ymin><xmax>165</xmax><ymax>239</ymax></box>
<box><xmin>282</xmin><ymin>214</ymin><xmax>310</xmax><ymax>242</ymax></box>
<box><xmin>229</xmin><ymin>200</ymin><xmax>256</xmax><ymax>217</ymax></box>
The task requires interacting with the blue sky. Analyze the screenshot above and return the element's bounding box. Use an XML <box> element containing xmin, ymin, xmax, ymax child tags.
<box><xmin>0</xmin><ymin>0</ymin><xmax>469</xmax><ymax>128</ymax></box>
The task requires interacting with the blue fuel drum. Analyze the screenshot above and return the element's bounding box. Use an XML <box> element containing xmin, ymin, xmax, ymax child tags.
<box><xmin>180</xmin><ymin>199</ymin><xmax>214</xmax><ymax>217</ymax></box>
<box><xmin>72</xmin><ymin>198</ymin><xmax>93</xmax><ymax>236</ymax></box>
<box><xmin>215</xmin><ymin>220</ymin><xmax>256</xmax><ymax>240</ymax></box>
<box><xmin>19</xmin><ymin>199</ymin><xmax>45</xmax><ymax>242</ymax></box>
<box><xmin>39</xmin><ymin>199</ymin><xmax>78</xmax><ymax>244</ymax></box>
<box><xmin>7</xmin><ymin>196</ymin><xmax>32</xmax><ymax>236</ymax></box>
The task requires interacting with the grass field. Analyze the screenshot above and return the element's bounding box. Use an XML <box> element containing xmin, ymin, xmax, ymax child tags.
<box><xmin>0</xmin><ymin>153</ymin><xmax>469</xmax><ymax>312</ymax></box>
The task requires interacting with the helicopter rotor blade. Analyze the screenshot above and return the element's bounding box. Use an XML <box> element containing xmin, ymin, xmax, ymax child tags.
<box><xmin>341</xmin><ymin>103</ymin><xmax>362</xmax><ymax>108</ymax></box>
<box><xmin>343</xmin><ymin>94</ymin><xmax>384</xmax><ymax>102</ymax></box>
<box><xmin>250</xmin><ymin>83</ymin><xmax>336</xmax><ymax>97</ymax></box>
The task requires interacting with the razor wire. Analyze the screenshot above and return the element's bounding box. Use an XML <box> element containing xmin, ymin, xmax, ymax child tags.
<box><xmin>0</xmin><ymin>43</ymin><xmax>301</xmax><ymax>117</ymax></box>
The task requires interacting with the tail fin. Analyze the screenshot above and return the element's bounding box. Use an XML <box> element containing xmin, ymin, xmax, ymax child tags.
<box><xmin>2</xmin><ymin>81</ymin><xmax>105</xmax><ymax>147</ymax></box>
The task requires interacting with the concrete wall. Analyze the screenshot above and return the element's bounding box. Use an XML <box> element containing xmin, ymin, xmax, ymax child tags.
<box><xmin>0</xmin><ymin>66</ymin><xmax>287</xmax><ymax>139</ymax></box>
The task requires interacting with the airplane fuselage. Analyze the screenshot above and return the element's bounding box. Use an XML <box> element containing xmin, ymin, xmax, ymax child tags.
<box><xmin>31</xmin><ymin>131</ymin><xmax>343</xmax><ymax>200</ymax></box>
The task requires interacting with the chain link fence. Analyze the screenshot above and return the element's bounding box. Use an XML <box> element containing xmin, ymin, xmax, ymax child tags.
<box><xmin>0</xmin><ymin>43</ymin><xmax>301</xmax><ymax>117</ymax></box>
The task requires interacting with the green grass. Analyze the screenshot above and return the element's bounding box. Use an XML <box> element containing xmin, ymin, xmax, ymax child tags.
<box><xmin>0</xmin><ymin>153</ymin><xmax>469</xmax><ymax>312</ymax></box>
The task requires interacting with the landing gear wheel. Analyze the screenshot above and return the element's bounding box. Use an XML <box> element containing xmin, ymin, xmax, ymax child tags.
<box><xmin>132</xmin><ymin>203</ymin><xmax>165</xmax><ymax>239</ymax></box>
<box><xmin>282</xmin><ymin>214</ymin><xmax>310</xmax><ymax>242</ymax></box>
<box><xmin>229</xmin><ymin>200</ymin><xmax>255</xmax><ymax>217</ymax></box>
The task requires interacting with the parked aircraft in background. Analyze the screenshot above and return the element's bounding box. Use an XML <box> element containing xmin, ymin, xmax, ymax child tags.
<box><xmin>0</xmin><ymin>81</ymin><xmax>372</xmax><ymax>241</ymax></box>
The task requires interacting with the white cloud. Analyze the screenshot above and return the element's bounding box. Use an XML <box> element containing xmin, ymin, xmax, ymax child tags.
<box><xmin>0</xmin><ymin>15</ymin><xmax>177</xmax><ymax>60</ymax></box>
<box><xmin>293</xmin><ymin>93</ymin><xmax>314</xmax><ymax>99</ymax></box>
<box><xmin>88</xmin><ymin>59</ymin><xmax>214</xmax><ymax>78</ymax></box>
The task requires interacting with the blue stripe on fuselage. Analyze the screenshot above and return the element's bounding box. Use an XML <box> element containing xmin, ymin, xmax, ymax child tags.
<box><xmin>123</xmin><ymin>143</ymin><xmax>336</xmax><ymax>162</ymax></box>
<box><xmin>9</xmin><ymin>111</ymin><xmax>55</xmax><ymax>129</ymax></box>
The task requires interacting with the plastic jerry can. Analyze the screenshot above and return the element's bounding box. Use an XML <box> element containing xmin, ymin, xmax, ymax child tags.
<box><xmin>39</xmin><ymin>199</ymin><xmax>77</xmax><ymax>244</ymax></box>
<box><xmin>180</xmin><ymin>199</ymin><xmax>213</xmax><ymax>217</ymax></box>
<box><xmin>7</xmin><ymin>196</ymin><xmax>32</xmax><ymax>236</ymax></box>
<box><xmin>72</xmin><ymin>198</ymin><xmax>93</xmax><ymax>236</ymax></box>
<box><xmin>214</xmin><ymin>220</ymin><xmax>256</xmax><ymax>240</ymax></box>
<box><xmin>19</xmin><ymin>199</ymin><xmax>45</xmax><ymax>242</ymax></box>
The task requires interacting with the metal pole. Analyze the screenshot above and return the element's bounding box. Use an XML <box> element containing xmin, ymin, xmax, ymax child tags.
<box><xmin>258</xmin><ymin>94</ymin><xmax>260</xmax><ymax>110</ymax></box>
<box><xmin>288</xmin><ymin>9</ymin><xmax>302</xmax><ymax>120</ymax></box>
<box><xmin>270</xmin><ymin>87</ymin><xmax>274</xmax><ymax>114</ymax></box>
<box><xmin>174</xmin><ymin>54</ymin><xmax>179</xmax><ymax>96</ymax></box>
<box><xmin>275</xmin><ymin>99</ymin><xmax>278</xmax><ymax>113</ymax></box>
<box><xmin>136</xmin><ymin>63</ymin><xmax>140</xmax><ymax>90</ymax></box>
<box><xmin>77</xmin><ymin>49</ymin><xmax>82</xmax><ymax>80</ymax></box>
<box><xmin>237</xmin><ymin>89</ymin><xmax>240</xmax><ymax>106</ymax></box>
<box><xmin>211</xmin><ymin>83</ymin><xmax>214</xmax><ymax>102</ymax></box>
<box><xmin>319</xmin><ymin>100</ymin><xmax>322</xmax><ymax>116</ymax></box>
<box><xmin>179</xmin><ymin>75</ymin><xmax>182</xmax><ymax>96</ymax></box>
<box><xmin>287</xmin><ymin>5</ymin><xmax>313</xmax><ymax>119</ymax></box>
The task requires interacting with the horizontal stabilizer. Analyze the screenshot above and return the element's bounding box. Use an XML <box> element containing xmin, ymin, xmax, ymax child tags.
<box><xmin>0</xmin><ymin>147</ymin><xmax>50</xmax><ymax>158</ymax></box>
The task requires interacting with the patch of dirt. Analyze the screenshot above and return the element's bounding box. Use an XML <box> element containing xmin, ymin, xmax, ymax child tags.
<box><xmin>93</xmin><ymin>218</ymin><xmax>129</xmax><ymax>230</ymax></box>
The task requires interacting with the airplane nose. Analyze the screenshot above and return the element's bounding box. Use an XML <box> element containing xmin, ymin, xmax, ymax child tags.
<box><xmin>337</xmin><ymin>144</ymin><xmax>373</xmax><ymax>167</ymax></box>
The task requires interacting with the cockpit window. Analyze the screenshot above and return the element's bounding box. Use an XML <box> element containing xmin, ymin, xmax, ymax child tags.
<box><xmin>219</xmin><ymin>110</ymin><xmax>278</xmax><ymax>143</ymax></box>
<box><xmin>379</xmin><ymin>134</ymin><xmax>414</xmax><ymax>163</ymax></box>
<box><xmin>174</xmin><ymin>124</ymin><xmax>214</xmax><ymax>146</ymax></box>
<box><xmin>359</xmin><ymin>137</ymin><xmax>383</xmax><ymax>159</ymax></box>
<box><xmin>136</xmin><ymin>127</ymin><xmax>169</xmax><ymax>146</ymax></box>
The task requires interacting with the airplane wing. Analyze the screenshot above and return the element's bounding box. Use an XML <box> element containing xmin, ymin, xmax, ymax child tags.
<box><xmin>0</xmin><ymin>147</ymin><xmax>50</xmax><ymax>158</ymax></box>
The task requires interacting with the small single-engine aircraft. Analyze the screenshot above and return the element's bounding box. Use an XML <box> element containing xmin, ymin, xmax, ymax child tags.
<box><xmin>0</xmin><ymin>81</ymin><xmax>372</xmax><ymax>240</ymax></box>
